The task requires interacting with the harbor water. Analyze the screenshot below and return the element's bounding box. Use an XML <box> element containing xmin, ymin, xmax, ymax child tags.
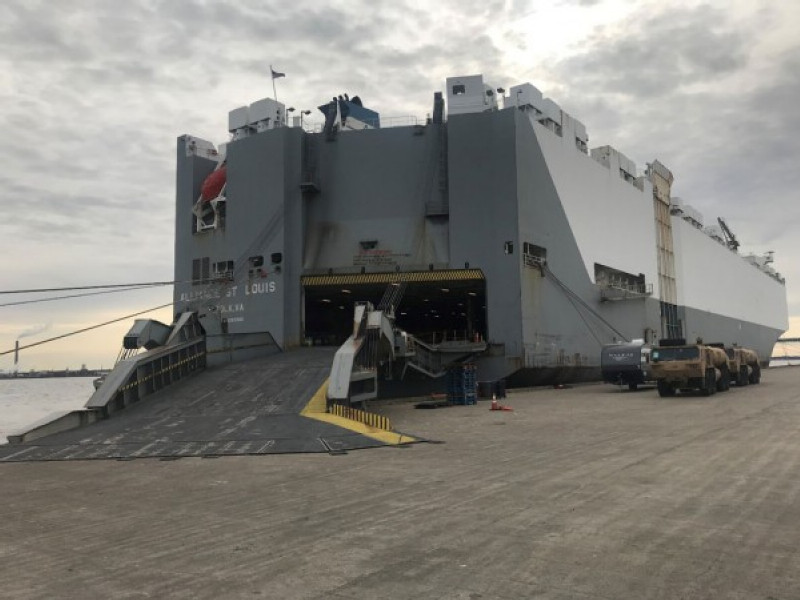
<box><xmin>0</xmin><ymin>377</ymin><xmax>95</xmax><ymax>444</ymax></box>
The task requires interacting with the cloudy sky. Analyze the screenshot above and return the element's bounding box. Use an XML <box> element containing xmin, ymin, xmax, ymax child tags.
<box><xmin>1</xmin><ymin>0</ymin><xmax>798</xmax><ymax>371</ymax></box>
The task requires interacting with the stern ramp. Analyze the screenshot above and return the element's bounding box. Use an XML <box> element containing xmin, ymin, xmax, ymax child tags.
<box><xmin>0</xmin><ymin>347</ymin><xmax>411</xmax><ymax>463</ymax></box>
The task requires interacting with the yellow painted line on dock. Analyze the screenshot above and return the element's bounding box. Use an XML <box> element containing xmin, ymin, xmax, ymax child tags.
<box><xmin>301</xmin><ymin>379</ymin><xmax>416</xmax><ymax>445</ymax></box>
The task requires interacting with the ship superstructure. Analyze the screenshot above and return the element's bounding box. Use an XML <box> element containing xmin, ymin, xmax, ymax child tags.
<box><xmin>173</xmin><ymin>73</ymin><xmax>788</xmax><ymax>393</ymax></box>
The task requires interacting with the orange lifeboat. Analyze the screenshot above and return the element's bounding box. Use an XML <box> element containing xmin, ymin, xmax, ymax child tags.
<box><xmin>200</xmin><ymin>166</ymin><xmax>227</xmax><ymax>203</ymax></box>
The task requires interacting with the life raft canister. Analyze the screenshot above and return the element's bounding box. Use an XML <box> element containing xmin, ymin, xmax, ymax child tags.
<box><xmin>200</xmin><ymin>166</ymin><xmax>227</xmax><ymax>203</ymax></box>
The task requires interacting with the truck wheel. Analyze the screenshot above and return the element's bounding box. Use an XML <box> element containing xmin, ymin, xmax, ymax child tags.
<box><xmin>717</xmin><ymin>366</ymin><xmax>730</xmax><ymax>392</ymax></box>
<box><xmin>738</xmin><ymin>366</ymin><xmax>748</xmax><ymax>386</ymax></box>
<box><xmin>753</xmin><ymin>365</ymin><xmax>761</xmax><ymax>384</ymax></box>
<box><xmin>702</xmin><ymin>369</ymin><xmax>715</xmax><ymax>396</ymax></box>
<box><xmin>657</xmin><ymin>380</ymin><xmax>675</xmax><ymax>397</ymax></box>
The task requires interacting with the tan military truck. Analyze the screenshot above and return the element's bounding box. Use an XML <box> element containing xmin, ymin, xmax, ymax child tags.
<box><xmin>705</xmin><ymin>344</ymin><xmax>756</xmax><ymax>387</ymax></box>
<box><xmin>719</xmin><ymin>346</ymin><xmax>762</xmax><ymax>386</ymax></box>
<box><xmin>651</xmin><ymin>339</ymin><xmax>731</xmax><ymax>397</ymax></box>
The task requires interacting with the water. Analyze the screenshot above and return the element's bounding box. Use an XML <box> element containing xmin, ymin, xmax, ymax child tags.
<box><xmin>769</xmin><ymin>359</ymin><xmax>800</xmax><ymax>368</ymax></box>
<box><xmin>0</xmin><ymin>377</ymin><xmax>95</xmax><ymax>444</ymax></box>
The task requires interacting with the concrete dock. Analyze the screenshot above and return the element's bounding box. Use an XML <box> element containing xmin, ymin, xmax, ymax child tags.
<box><xmin>2</xmin><ymin>367</ymin><xmax>800</xmax><ymax>599</ymax></box>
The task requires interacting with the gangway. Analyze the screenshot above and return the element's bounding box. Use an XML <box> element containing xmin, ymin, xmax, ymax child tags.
<box><xmin>327</xmin><ymin>292</ymin><xmax>487</xmax><ymax>406</ymax></box>
<box><xmin>399</xmin><ymin>334</ymin><xmax>486</xmax><ymax>378</ymax></box>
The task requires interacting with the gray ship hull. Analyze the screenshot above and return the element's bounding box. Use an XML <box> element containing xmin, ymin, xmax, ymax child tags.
<box><xmin>173</xmin><ymin>77</ymin><xmax>787</xmax><ymax>389</ymax></box>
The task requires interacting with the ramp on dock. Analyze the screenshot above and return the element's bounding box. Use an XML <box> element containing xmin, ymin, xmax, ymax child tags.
<box><xmin>0</xmin><ymin>348</ymin><xmax>400</xmax><ymax>462</ymax></box>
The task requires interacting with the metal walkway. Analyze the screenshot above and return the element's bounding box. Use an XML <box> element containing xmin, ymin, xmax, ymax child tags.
<box><xmin>0</xmin><ymin>348</ymin><xmax>399</xmax><ymax>462</ymax></box>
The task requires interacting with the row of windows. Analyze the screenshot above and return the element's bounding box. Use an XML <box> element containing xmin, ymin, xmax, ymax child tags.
<box><xmin>191</xmin><ymin>255</ymin><xmax>278</xmax><ymax>285</ymax></box>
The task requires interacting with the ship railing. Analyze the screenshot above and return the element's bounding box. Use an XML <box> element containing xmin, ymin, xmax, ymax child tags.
<box><xmin>523</xmin><ymin>344</ymin><xmax>599</xmax><ymax>368</ymax></box>
<box><xmin>413</xmin><ymin>330</ymin><xmax>484</xmax><ymax>345</ymax></box>
<box><xmin>744</xmin><ymin>259</ymin><xmax>785</xmax><ymax>284</ymax></box>
<box><xmin>307</xmin><ymin>115</ymin><xmax>423</xmax><ymax>133</ymax></box>
<box><xmin>85</xmin><ymin>337</ymin><xmax>207</xmax><ymax>417</ymax></box>
<box><xmin>598</xmin><ymin>281</ymin><xmax>653</xmax><ymax>301</ymax></box>
<box><xmin>523</xmin><ymin>254</ymin><xmax>546</xmax><ymax>269</ymax></box>
<box><xmin>403</xmin><ymin>333</ymin><xmax>488</xmax><ymax>378</ymax></box>
<box><xmin>379</xmin><ymin>115</ymin><xmax>423</xmax><ymax>128</ymax></box>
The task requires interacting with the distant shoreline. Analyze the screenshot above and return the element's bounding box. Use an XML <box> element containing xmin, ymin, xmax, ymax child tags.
<box><xmin>2</xmin><ymin>361</ymin><xmax>797</xmax><ymax>381</ymax></box>
<box><xmin>0</xmin><ymin>371</ymin><xmax>107</xmax><ymax>380</ymax></box>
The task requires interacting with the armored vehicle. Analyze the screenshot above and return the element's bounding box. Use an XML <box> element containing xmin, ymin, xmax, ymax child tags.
<box><xmin>651</xmin><ymin>339</ymin><xmax>731</xmax><ymax>397</ymax></box>
<box><xmin>718</xmin><ymin>346</ymin><xmax>762</xmax><ymax>386</ymax></box>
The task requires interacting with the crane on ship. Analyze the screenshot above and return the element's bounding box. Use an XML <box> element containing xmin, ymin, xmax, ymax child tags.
<box><xmin>717</xmin><ymin>217</ymin><xmax>740</xmax><ymax>252</ymax></box>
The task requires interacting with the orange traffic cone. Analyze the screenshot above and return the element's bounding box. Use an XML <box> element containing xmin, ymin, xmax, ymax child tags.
<box><xmin>490</xmin><ymin>394</ymin><xmax>499</xmax><ymax>411</ymax></box>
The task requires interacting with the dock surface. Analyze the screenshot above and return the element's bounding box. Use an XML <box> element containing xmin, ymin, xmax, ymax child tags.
<box><xmin>2</xmin><ymin>367</ymin><xmax>800</xmax><ymax>598</ymax></box>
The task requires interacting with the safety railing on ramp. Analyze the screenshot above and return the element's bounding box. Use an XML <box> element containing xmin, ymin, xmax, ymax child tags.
<box><xmin>86</xmin><ymin>338</ymin><xmax>206</xmax><ymax>416</ymax></box>
<box><xmin>328</xmin><ymin>403</ymin><xmax>392</xmax><ymax>431</ymax></box>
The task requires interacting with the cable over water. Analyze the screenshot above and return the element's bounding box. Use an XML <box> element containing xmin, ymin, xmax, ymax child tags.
<box><xmin>0</xmin><ymin>302</ymin><xmax>174</xmax><ymax>357</ymax></box>
<box><xmin>0</xmin><ymin>285</ymin><xmax>167</xmax><ymax>308</ymax></box>
<box><xmin>0</xmin><ymin>281</ymin><xmax>178</xmax><ymax>295</ymax></box>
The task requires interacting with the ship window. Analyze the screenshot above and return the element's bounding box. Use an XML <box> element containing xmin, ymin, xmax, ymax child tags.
<box><xmin>192</xmin><ymin>257</ymin><xmax>211</xmax><ymax>285</ymax></box>
<box><xmin>201</xmin><ymin>257</ymin><xmax>210</xmax><ymax>284</ymax></box>
<box><xmin>192</xmin><ymin>259</ymin><xmax>201</xmax><ymax>285</ymax></box>
<box><xmin>652</xmin><ymin>347</ymin><xmax>699</xmax><ymax>362</ymax></box>
<box><xmin>249</xmin><ymin>256</ymin><xmax>264</xmax><ymax>268</ymax></box>
<box><xmin>213</xmin><ymin>260</ymin><xmax>234</xmax><ymax>280</ymax></box>
<box><xmin>452</xmin><ymin>84</ymin><xmax>466</xmax><ymax>96</ymax></box>
<box><xmin>523</xmin><ymin>243</ymin><xmax>547</xmax><ymax>267</ymax></box>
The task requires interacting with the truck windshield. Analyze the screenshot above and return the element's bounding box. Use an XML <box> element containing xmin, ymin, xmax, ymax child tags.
<box><xmin>652</xmin><ymin>346</ymin><xmax>699</xmax><ymax>362</ymax></box>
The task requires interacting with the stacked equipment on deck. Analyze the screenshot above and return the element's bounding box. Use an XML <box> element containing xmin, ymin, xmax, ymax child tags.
<box><xmin>446</xmin><ymin>364</ymin><xmax>477</xmax><ymax>405</ymax></box>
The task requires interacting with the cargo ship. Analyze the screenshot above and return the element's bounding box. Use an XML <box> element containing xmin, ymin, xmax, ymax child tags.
<box><xmin>2</xmin><ymin>73</ymin><xmax>790</xmax><ymax>459</ymax></box>
<box><xmin>173</xmin><ymin>73</ymin><xmax>788</xmax><ymax>395</ymax></box>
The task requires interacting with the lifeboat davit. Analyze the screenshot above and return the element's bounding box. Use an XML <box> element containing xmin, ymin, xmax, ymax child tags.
<box><xmin>200</xmin><ymin>166</ymin><xmax>227</xmax><ymax>203</ymax></box>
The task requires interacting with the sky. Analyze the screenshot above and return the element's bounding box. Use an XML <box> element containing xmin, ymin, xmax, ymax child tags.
<box><xmin>0</xmin><ymin>0</ymin><xmax>798</xmax><ymax>371</ymax></box>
